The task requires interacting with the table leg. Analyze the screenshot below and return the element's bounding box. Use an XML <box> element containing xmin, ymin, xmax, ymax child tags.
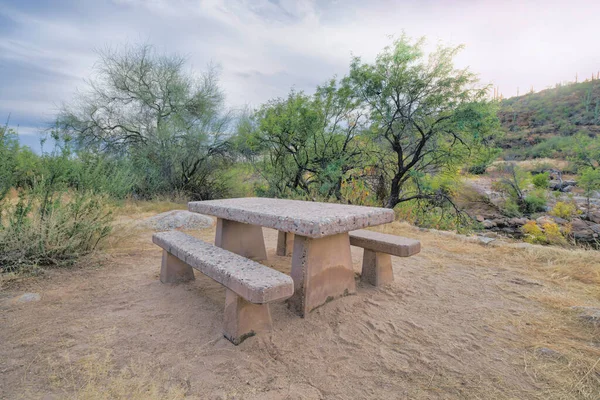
<box><xmin>287</xmin><ymin>233</ymin><xmax>356</xmax><ymax>317</ymax></box>
<box><xmin>276</xmin><ymin>231</ymin><xmax>294</xmax><ymax>256</ymax></box>
<box><xmin>215</xmin><ymin>218</ymin><xmax>267</xmax><ymax>261</ymax></box>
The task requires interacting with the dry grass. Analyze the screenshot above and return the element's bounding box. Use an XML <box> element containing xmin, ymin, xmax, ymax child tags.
<box><xmin>490</xmin><ymin>158</ymin><xmax>571</xmax><ymax>172</ymax></box>
<box><xmin>377</xmin><ymin>221</ymin><xmax>600</xmax><ymax>399</ymax></box>
<box><xmin>113</xmin><ymin>198</ymin><xmax>187</xmax><ymax>216</ymax></box>
<box><xmin>43</xmin><ymin>330</ymin><xmax>187</xmax><ymax>400</ymax></box>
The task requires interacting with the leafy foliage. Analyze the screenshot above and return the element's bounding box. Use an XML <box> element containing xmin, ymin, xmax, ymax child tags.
<box><xmin>347</xmin><ymin>35</ymin><xmax>500</xmax><ymax>208</ymax></box>
<box><xmin>58</xmin><ymin>44</ymin><xmax>233</xmax><ymax>200</ymax></box>
<box><xmin>498</xmin><ymin>80</ymin><xmax>600</xmax><ymax>161</ymax></box>
<box><xmin>550</xmin><ymin>201</ymin><xmax>580</xmax><ymax>220</ymax></box>
<box><xmin>0</xmin><ymin>136</ymin><xmax>113</xmax><ymax>273</ymax></box>
<box><xmin>532</xmin><ymin>172</ymin><xmax>550</xmax><ymax>189</ymax></box>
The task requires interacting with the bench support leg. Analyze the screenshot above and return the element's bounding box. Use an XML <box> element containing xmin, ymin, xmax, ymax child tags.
<box><xmin>215</xmin><ymin>218</ymin><xmax>267</xmax><ymax>261</ymax></box>
<box><xmin>160</xmin><ymin>250</ymin><xmax>195</xmax><ymax>283</ymax></box>
<box><xmin>361</xmin><ymin>250</ymin><xmax>394</xmax><ymax>287</ymax></box>
<box><xmin>223</xmin><ymin>289</ymin><xmax>272</xmax><ymax>345</ymax></box>
<box><xmin>288</xmin><ymin>233</ymin><xmax>356</xmax><ymax>317</ymax></box>
<box><xmin>276</xmin><ymin>231</ymin><xmax>294</xmax><ymax>256</ymax></box>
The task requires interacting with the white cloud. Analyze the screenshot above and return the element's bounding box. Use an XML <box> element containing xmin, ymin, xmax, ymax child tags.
<box><xmin>1</xmin><ymin>0</ymin><xmax>600</xmax><ymax>135</ymax></box>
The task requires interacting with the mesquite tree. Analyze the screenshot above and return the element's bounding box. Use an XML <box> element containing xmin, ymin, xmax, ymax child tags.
<box><xmin>252</xmin><ymin>79</ymin><xmax>369</xmax><ymax>199</ymax></box>
<box><xmin>58</xmin><ymin>44</ymin><xmax>231</xmax><ymax>199</ymax></box>
<box><xmin>349</xmin><ymin>36</ymin><xmax>498</xmax><ymax>208</ymax></box>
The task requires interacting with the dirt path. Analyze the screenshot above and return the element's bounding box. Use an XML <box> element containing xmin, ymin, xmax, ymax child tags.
<box><xmin>1</xmin><ymin>218</ymin><xmax>599</xmax><ymax>399</ymax></box>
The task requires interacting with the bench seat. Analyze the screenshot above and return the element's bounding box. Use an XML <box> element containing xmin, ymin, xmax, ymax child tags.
<box><xmin>153</xmin><ymin>231</ymin><xmax>294</xmax><ymax>344</ymax></box>
<box><xmin>349</xmin><ymin>229</ymin><xmax>421</xmax><ymax>287</ymax></box>
<box><xmin>349</xmin><ymin>229</ymin><xmax>421</xmax><ymax>257</ymax></box>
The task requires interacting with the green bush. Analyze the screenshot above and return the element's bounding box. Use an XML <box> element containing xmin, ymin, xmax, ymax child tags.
<box><xmin>0</xmin><ymin>189</ymin><xmax>113</xmax><ymax>273</ymax></box>
<box><xmin>549</xmin><ymin>201</ymin><xmax>579</xmax><ymax>220</ymax></box>
<box><xmin>0</xmin><ymin>125</ymin><xmax>19</xmax><ymax>200</ymax></box>
<box><xmin>532</xmin><ymin>172</ymin><xmax>550</xmax><ymax>189</ymax></box>
<box><xmin>467</xmin><ymin>163</ymin><xmax>488</xmax><ymax>175</ymax></box>
<box><xmin>523</xmin><ymin>190</ymin><xmax>548</xmax><ymax>214</ymax></box>
<box><xmin>500</xmin><ymin>198</ymin><xmax>522</xmax><ymax>217</ymax></box>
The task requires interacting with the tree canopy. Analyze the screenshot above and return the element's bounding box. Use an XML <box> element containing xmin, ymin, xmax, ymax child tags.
<box><xmin>58</xmin><ymin>44</ymin><xmax>232</xmax><ymax>199</ymax></box>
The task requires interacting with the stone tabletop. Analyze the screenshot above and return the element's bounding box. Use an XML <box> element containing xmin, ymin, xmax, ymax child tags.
<box><xmin>188</xmin><ymin>197</ymin><xmax>394</xmax><ymax>238</ymax></box>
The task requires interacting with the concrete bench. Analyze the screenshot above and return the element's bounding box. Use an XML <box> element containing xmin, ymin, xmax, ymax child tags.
<box><xmin>152</xmin><ymin>231</ymin><xmax>294</xmax><ymax>345</ymax></box>
<box><xmin>349</xmin><ymin>229</ymin><xmax>421</xmax><ymax>287</ymax></box>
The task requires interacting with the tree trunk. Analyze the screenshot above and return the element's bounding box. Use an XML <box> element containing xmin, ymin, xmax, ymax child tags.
<box><xmin>386</xmin><ymin>175</ymin><xmax>401</xmax><ymax>209</ymax></box>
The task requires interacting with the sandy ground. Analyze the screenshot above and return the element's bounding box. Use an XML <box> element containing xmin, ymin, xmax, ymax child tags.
<box><xmin>1</xmin><ymin>213</ymin><xmax>599</xmax><ymax>399</ymax></box>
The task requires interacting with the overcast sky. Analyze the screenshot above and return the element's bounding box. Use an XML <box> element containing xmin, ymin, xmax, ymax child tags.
<box><xmin>1</xmin><ymin>0</ymin><xmax>599</xmax><ymax>151</ymax></box>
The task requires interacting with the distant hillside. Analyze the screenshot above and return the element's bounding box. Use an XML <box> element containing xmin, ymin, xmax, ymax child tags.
<box><xmin>498</xmin><ymin>79</ymin><xmax>600</xmax><ymax>159</ymax></box>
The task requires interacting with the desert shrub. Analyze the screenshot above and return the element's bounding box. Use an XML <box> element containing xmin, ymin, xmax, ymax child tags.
<box><xmin>0</xmin><ymin>125</ymin><xmax>19</xmax><ymax>200</ymax></box>
<box><xmin>542</xmin><ymin>222</ymin><xmax>568</xmax><ymax>245</ymax></box>
<box><xmin>501</xmin><ymin>199</ymin><xmax>522</xmax><ymax>217</ymax></box>
<box><xmin>0</xmin><ymin>189</ymin><xmax>113</xmax><ymax>273</ymax></box>
<box><xmin>467</xmin><ymin>163</ymin><xmax>488</xmax><ymax>175</ymax></box>
<box><xmin>549</xmin><ymin>201</ymin><xmax>580</xmax><ymax>220</ymax></box>
<box><xmin>523</xmin><ymin>190</ymin><xmax>548</xmax><ymax>214</ymax></box>
<box><xmin>522</xmin><ymin>221</ymin><xmax>569</xmax><ymax>245</ymax></box>
<box><xmin>68</xmin><ymin>152</ymin><xmax>136</xmax><ymax>199</ymax></box>
<box><xmin>522</xmin><ymin>221</ymin><xmax>545</xmax><ymax>243</ymax></box>
<box><xmin>532</xmin><ymin>172</ymin><xmax>550</xmax><ymax>189</ymax></box>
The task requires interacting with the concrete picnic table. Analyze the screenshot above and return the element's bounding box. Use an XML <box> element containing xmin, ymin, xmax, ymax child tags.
<box><xmin>188</xmin><ymin>197</ymin><xmax>394</xmax><ymax>317</ymax></box>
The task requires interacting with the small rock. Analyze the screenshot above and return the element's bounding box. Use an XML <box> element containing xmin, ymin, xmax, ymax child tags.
<box><xmin>571</xmin><ymin>306</ymin><xmax>600</xmax><ymax>325</ymax></box>
<box><xmin>536</xmin><ymin>347</ymin><xmax>563</xmax><ymax>359</ymax></box>
<box><xmin>477</xmin><ymin>236</ymin><xmax>496</xmax><ymax>245</ymax></box>
<box><xmin>475</xmin><ymin>215</ymin><xmax>485</xmax><ymax>222</ymax></box>
<box><xmin>13</xmin><ymin>293</ymin><xmax>41</xmax><ymax>303</ymax></box>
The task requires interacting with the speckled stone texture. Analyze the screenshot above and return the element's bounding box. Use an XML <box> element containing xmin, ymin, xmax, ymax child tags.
<box><xmin>349</xmin><ymin>230</ymin><xmax>421</xmax><ymax>257</ymax></box>
<box><xmin>153</xmin><ymin>231</ymin><xmax>293</xmax><ymax>304</ymax></box>
<box><xmin>188</xmin><ymin>198</ymin><xmax>394</xmax><ymax>238</ymax></box>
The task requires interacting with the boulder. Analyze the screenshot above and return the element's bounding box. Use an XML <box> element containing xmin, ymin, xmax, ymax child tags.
<box><xmin>588</xmin><ymin>211</ymin><xmax>600</xmax><ymax>224</ymax></box>
<box><xmin>508</xmin><ymin>217</ymin><xmax>527</xmax><ymax>226</ymax></box>
<box><xmin>570</xmin><ymin>219</ymin><xmax>596</xmax><ymax>241</ymax></box>
<box><xmin>475</xmin><ymin>215</ymin><xmax>485</xmax><ymax>222</ymax></box>
<box><xmin>561</xmin><ymin>185</ymin><xmax>573</xmax><ymax>193</ymax></box>
<box><xmin>493</xmin><ymin>219</ymin><xmax>507</xmax><ymax>228</ymax></box>
<box><xmin>143</xmin><ymin>210</ymin><xmax>214</xmax><ymax>231</ymax></box>
<box><xmin>482</xmin><ymin>219</ymin><xmax>496</xmax><ymax>229</ymax></box>
<box><xmin>536</xmin><ymin>216</ymin><xmax>555</xmax><ymax>226</ymax></box>
<box><xmin>551</xmin><ymin>216</ymin><xmax>568</xmax><ymax>225</ymax></box>
<box><xmin>549</xmin><ymin>179</ymin><xmax>577</xmax><ymax>191</ymax></box>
